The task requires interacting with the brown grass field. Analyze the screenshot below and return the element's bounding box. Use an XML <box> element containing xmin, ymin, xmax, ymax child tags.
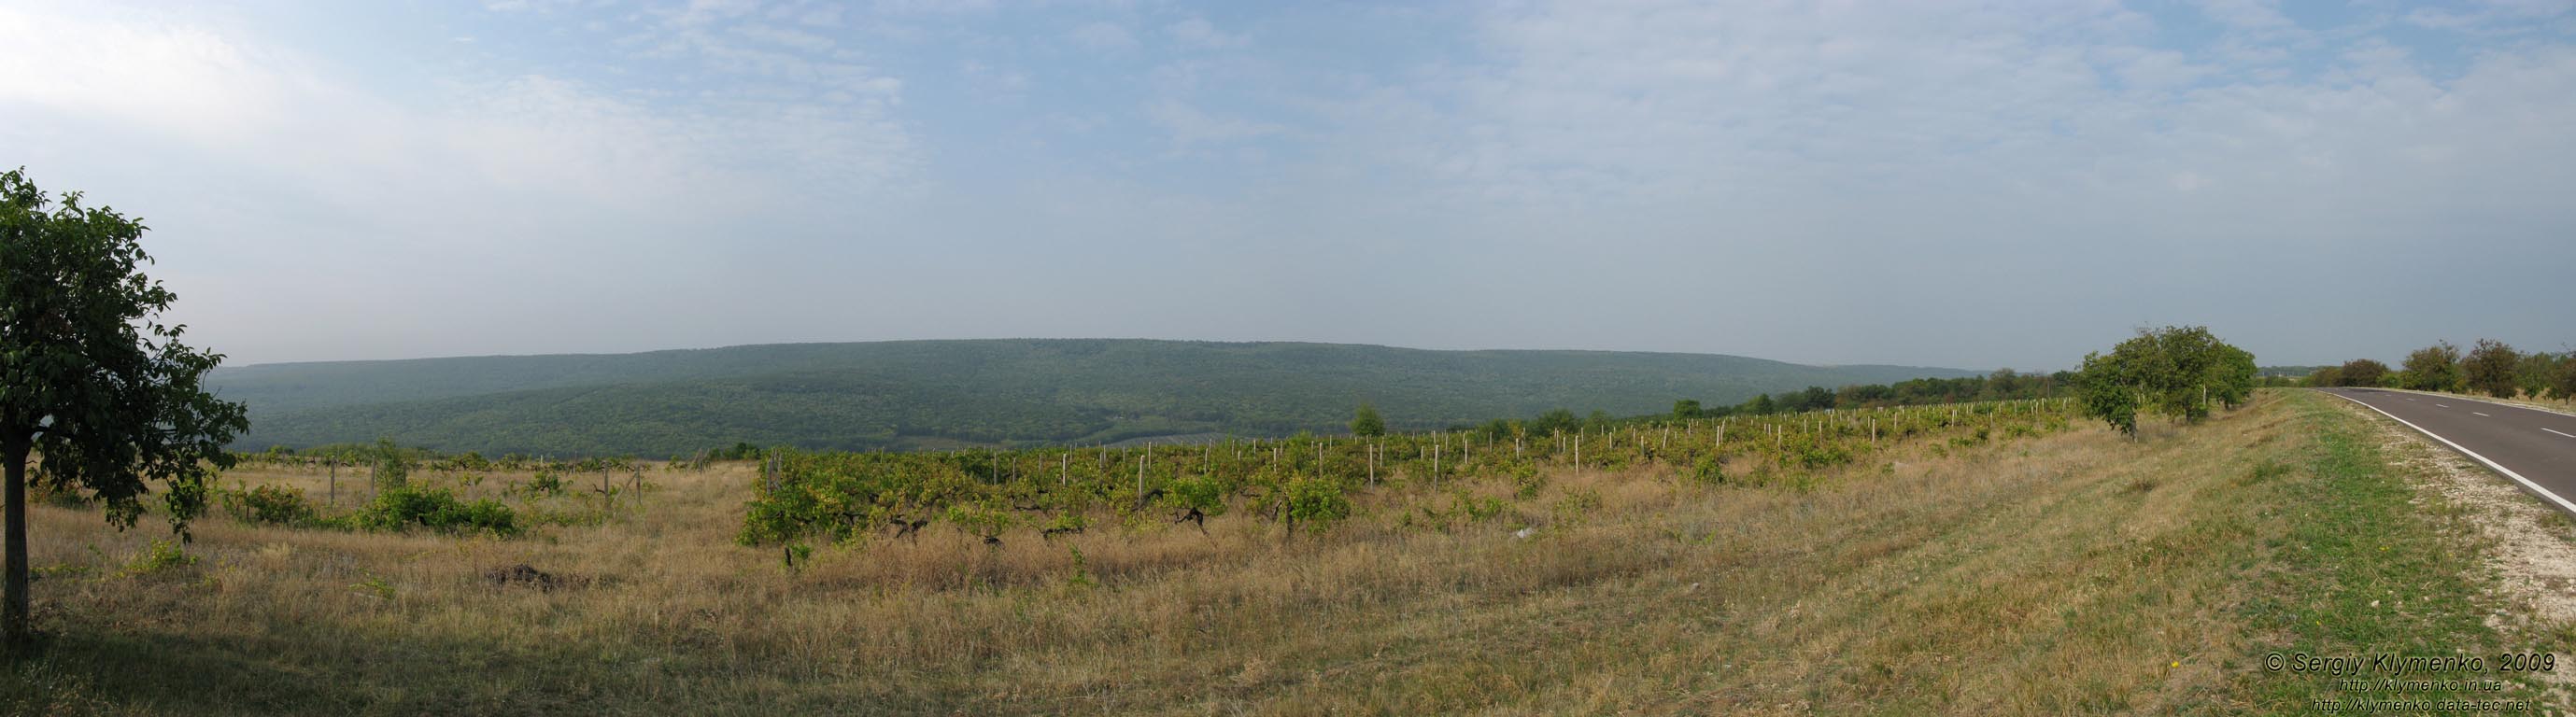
<box><xmin>0</xmin><ymin>389</ymin><xmax>2568</xmax><ymax>715</ymax></box>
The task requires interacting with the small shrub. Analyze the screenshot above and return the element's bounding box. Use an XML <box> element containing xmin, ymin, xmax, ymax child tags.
<box><xmin>1510</xmin><ymin>463</ymin><xmax>1547</xmax><ymax>498</ymax></box>
<box><xmin>1691</xmin><ymin>456</ymin><xmax>1726</xmax><ymax>485</ymax></box>
<box><xmin>218</xmin><ymin>483</ymin><xmax>318</xmax><ymax>526</ymax></box>
<box><xmin>520</xmin><ymin>470</ymin><xmax>566</xmax><ymax>498</ymax></box>
<box><xmin>1065</xmin><ymin>546</ymin><xmax>1097</xmax><ymax>589</ymax></box>
<box><xmin>944</xmin><ymin>502</ymin><xmax>1016</xmax><ymax>543</ymax></box>
<box><xmin>351</xmin><ymin>575</ymin><xmax>395</xmax><ymax>600</ymax></box>
<box><xmin>123</xmin><ymin>539</ymin><xmax>196</xmax><ymax>576</ymax></box>
<box><xmin>1795</xmin><ymin>444</ymin><xmax>1852</xmax><ymax>470</ymax></box>
<box><xmin>371</xmin><ymin>437</ymin><xmax>411</xmax><ymax>491</ymax></box>
<box><xmin>1550</xmin><ymin>488</ymin><xmax>1603</xmax><ymax>527</ymax></box>
<box><xmin>352</xmin><ymin>486</ymin><xmax>519</xmax><ymax>537</ymax></box>
<box><xmin>1282</xmin><ymin>477</ymin><xmax>1351</xmax><ymax>533</ymax></box>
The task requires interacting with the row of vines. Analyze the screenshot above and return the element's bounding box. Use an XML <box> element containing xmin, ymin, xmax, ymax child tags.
<box><xmin>741</xmin><ymin>398</ymin><xmax>2083</xmax><ymax>547</ymax></box>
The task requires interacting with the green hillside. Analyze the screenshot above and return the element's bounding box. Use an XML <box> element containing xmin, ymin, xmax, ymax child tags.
<box><xmin>212</xmin><ymin>339</ymin><xmax>1980</xmax><ymax>457</ymax></box>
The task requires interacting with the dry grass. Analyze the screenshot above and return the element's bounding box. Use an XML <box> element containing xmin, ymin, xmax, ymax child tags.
<box><xmin>0</xmin><ymin>391</ymin><xmax>2539</xmax><ymax>714</ymax></box>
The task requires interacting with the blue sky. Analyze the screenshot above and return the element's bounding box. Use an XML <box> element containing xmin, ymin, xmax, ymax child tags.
<box><xmin>3</xmin><ymin>0</ymin><xmax>2571</xmax><ymax>370</ymax></box>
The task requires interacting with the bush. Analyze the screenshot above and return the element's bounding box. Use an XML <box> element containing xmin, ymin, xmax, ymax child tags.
<box><xmin>371</xmin><ymin>437</ymin><xmax>411</xmax><ymax>491</ymax></box>
<box><xmin>1691</xmin><ymin>456</ymin><xmax>1726</xmax><ymax>485</ymax></box>
<box><xmin>2463</xmin><ymin>339</ymin><xmax>2522</xmax><ymax>399</ymax></box>
<box><xmin>1281</xmin><ymin>477</ymin><xmax>1351</xmax><ymax>533</ymax></box>
<box><xmin>2402</xmin><ymin>342</ymin><xmax>2463</xmax><ymax>391</ymax></box>
<box><xmin>350</xmin><ymin>486</ymin><xmax>519</xmax><ymax>537</ymax></box>
<box><xmin>218</xmin><ymin>483</ymin><xmax>318</xmax><ymax>526</ymax></box>
<box><xmin>123</xmin><ymin>539</ymin><xmax>197</xmax><ymax>576</ymax></box>
<box><xmin>520</xmin><ymin>470</ymin><xmax>566</xmax><ymax>498</ymax></box>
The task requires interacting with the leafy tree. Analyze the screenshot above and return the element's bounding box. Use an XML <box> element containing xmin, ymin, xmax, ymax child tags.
<box><xmin>0</xmin><ymin>168</ymin><xmax>248</xmax><ymax>643</ymax></box>
<box><xmin>1349</xmin><ymin>403</ymin><xmax>1385</xmax><ymax>437</ymax></box>
<box><xmin>2400</xmin><ymin>342</ymin><xmax>2463</xmax><ymax>392</ymax></box>
<box><xmin>1672</xmin><ymin>400</ymin><xmax>1702</xmax><ymax>420</ymax></box>
<box><xmin>1784</xmin><ymin>386</ymin><xmax>1836</xmax><ymax>413</ymax></box>
<box><xmin>2555</xmin><ymin>357</ymin><xmax>2576</xmax><ymax>401</ymax></box>
<box><xmin>2337</xmin><ymin>358</ymin><xmax>2389</xmax><ymax>387</ymax></box>
<box><xmin>1740</xmin><ymin>393</ymin><xmax>1776</xmax><ymax>415</ymax></box>
<box><xmin>2462</xmin><ymin>339</ymin><xmax>2522</xmax><ymax>399</ymax></box>
<box><xmin>1582</xmin><ymin>410</ymin><xmax>1613</xmax><ymax>431</ymax></box>
<box><xmin>371</xmin><ymin>436</ymin><xmax>411</xmax><ymax>491</ymax></box>
<box><xmin>2210</xmin><ymin>344</ymin><xmax>2258</xmax><ymax>409</ymax></box>
<box><xmin>2076</xmin><ymin>350</ymin><xmax>2140</xmax><ymax>435</ymax></box>
<box><xmin>1530</xmin><ymin>408</ymin><xmax>1578</xmax><ymax>436</ymax></box>
<box><xmin>2303</xmin><ymin>366</ymin><xmax>2343</xmax><ymax>388</ymax></box>
<box><xmin>2514</xmin><ymin>352</ymin><xmax>2560</xmax><ymax>399</ymax></box>
<box><xmin>2076</xmin><ymin>326</ymin><xmax>2254</xmax><ymax>433</ymax></box>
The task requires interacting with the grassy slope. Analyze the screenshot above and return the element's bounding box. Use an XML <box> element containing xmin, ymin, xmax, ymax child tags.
<box><xmin>3</xmin><ymin>390</ymin><xmax>2559</xmax><ymax>714</ymax></box>
<box><xmin>213</xmin><ymin>339</ymin><xmax>1979</xmax><ymax>456</ymax></box>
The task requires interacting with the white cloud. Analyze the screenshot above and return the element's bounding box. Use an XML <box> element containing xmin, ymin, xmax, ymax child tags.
<box><xmin>1146</xmin><ymin>98</ymin><xmax>1282</xmax><ymax>148</ymax></box>
<box><xmin>1069</xmin><ymin>21</ymin><xmax>1135</xmax><ymax>51</ymax></box>
<box><xmin>1166</xmin><ymin>17</ymin><xmax>1244</xmax><ymax>49</ymax></box>
<box><xmin>0</xmin><ymin>2</ymin><xmax>920</xmax><ymax>362</ymax></box>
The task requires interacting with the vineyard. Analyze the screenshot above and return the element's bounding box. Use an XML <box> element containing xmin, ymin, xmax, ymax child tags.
<box><xmin>741</xmin><ymin>398</ymin><xmax>2083</xmax><ymax>553</ymax></box>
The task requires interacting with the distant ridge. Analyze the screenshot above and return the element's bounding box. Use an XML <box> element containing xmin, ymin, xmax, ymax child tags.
<box><xmin>211</xmin><ymin>339</ymin><xmax>1981</xmax><ymax>457</ymax></box>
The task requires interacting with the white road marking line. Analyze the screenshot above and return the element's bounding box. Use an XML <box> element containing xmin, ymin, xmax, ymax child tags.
<box><xmin>2473</xmin><ymin>412</ymin><xmax>2491</xmax><ymax>417</ymax></box>
<box><xmin>2547</xmin><ymin>429</ymin><xmax>2575</xmax><ymax>439</ymax></box>
<box><xmin>2325</xmin><ymin>391</ymin><xmax>2576</xmax><ymax>516</ymax></box>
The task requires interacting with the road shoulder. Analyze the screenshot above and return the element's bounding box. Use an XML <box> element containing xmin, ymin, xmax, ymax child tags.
<box><xmin>2332</xmin><ymin>394</ymin><xmax>2576</xmax><ymax>703</ymax></box>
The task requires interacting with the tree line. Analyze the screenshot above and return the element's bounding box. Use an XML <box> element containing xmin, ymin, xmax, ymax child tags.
<box><xmin>2302</xmin><ymin>339</ymin><xmax>2576</xmax><ymax>401</ymax></box>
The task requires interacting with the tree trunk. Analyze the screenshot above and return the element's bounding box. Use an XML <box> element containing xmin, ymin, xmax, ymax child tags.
<box><xmin>4</xmin><ymin>432</ymin><xmax>29</xmax><ymax>646</ymax></box>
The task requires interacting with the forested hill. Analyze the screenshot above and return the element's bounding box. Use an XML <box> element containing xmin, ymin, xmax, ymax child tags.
<box><xmin>210</xmin><ymin>339</ymin><xmax>1981</xmax><ymax>457</ymax></box>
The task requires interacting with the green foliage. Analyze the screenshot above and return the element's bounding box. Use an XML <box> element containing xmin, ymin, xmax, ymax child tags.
<box><xmin>121</xmin><ymin>539</ymin><xmax>197</xmax><ymax>576</ymax></box>
<box><xmin>2555</xmin><ymin>356</ymin><xmax>2576</xmax><ymax>401</ymax></box>
<box><xmin>1350</xmin><ymin>404</ymin><xmax>1385</xmax><ymax>437</ymax></box>
<box><xmin>519</xmin><ymin>470</ymin><xmax>566</xmax><ymax>498</ymax></box>
<box><xmin>1161</xmin><ymin>474</ymin><xmax>1228</xmax><ymax>517</ymax></box>
<box><xmin>2</xmin><ymin>167</ymin><xmax>249</xmax><ymax>639</ymax></box>
<box><xmin>943</xmin><ymin>501</ymin><xmax>1017</xmax><ymax>541</ymax></box>
<box><xmin>1550</xmin><ymin>488</ymin><xmax>1603</xmax><ymax>527</ymax></box>
<box><xmin>1530</xmin><ymin>409</ymin><xmax>1579</xmax><ymax>436</ymax></box>
<box><xmin>1065</xmin><ymin>546</ymin><xmax>1096</xmax><ymax>588</ymax></box>
<box><xmin>1281</xmin><ymin>476</ymin><xmax>1351</xmax><ymax>533</ymax></box>
<box><xmin>2513</xmin><ymin>352</ymin><xmax>2559</xmax><ymax>399</ymax></box>
<box><xmin>2401</xmin><ymin>342</ymin><xmax>2463</xmax><ymax>391</ymax></box>
<box><xmin>349</xmin><ymin>487</ymin><xmax>519</xmax><ymax>537</ymax></box>
<box><xmin>216</xmin><ymin>484</ymin><xmax>318</xmax><ymax>527</ymax></box>
<box><xmin>1741</xmin><ymin>393</ymin><xmax>1776</xmax><ymax>415</ymax></box>
<box><xmin>1793</xmin><ymin>443</ymin><xmax>1854</xmax><ymax>470</ymax></box>
<box><xmin>1508</xmin><ymin>463</ymin><xmax>1546</xmax><ymax>499</ymax></box>
<box><xmin>2076</xmin><ymin>326</ymin><xmax>2253</xmax><ymax>433</ymax></box>
<box><xmin>1672</xmin><ymin>400</ymin><xmax>1703</xmax><ymax>419</ymax></box>
<box><xmin>2336</xmin><ymin>358</ymin><xmax>2389</xmax><ymax>387</ymax></box>
<box><xmin>2210</xmin><ymin>344</ymin><xmax>2258</xmax><ymax>409</ymax></box>
<box><xmin>350</xmin><ymin>575</ymin><xmax>395</xmax><ymax>600</ymax></box>
<box><xmin>1690</xmin><ymin>456</ymin><xmax>1726</xmax><ymax>485</ymax></box>
<box><xmin>729</xmin><ymin>395</ymin><xmax>2088</xmax><ymax>547</ymax></box>
<box><xmin>2461</xmin><ymin>339</ymin><xmax>2521</xmax><ymax>399</ymax></box>
<box><xmin>370</xmin><ymin>437</ymin><xmax>411</xmax><ymax>491</ymax></box>
<box><xmin>2077</xmin><ymin>351</ymin><xmax>2142</xmax><ymax>435</ymax></box>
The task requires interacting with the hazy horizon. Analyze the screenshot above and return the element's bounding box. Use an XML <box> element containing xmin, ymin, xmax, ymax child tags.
<box><xmin>7</xmin><ymin>1</ymin><xmax>2570</xmax><ymax>370</ymax></box>
<box><xmin>211</xmin><ymin>335</ymin><xmax>2036</xmax><ymax>372</ymax></box>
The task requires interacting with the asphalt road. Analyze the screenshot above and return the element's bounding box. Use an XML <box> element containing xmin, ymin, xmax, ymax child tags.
<box><xmin>2319</xmin><ymin>387</ymin><xmax>2576</xmax><ymax>514</ymax></box>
